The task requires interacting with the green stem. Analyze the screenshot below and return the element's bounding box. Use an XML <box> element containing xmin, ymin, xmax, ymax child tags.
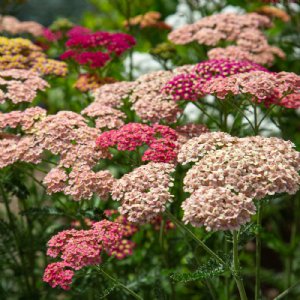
<box><xmin>255</xmin><ymin>202</ymin><xmax>263</xmax><ymax>300</ymax></box>
<box><xmin>194</xmin><ymin>102</ymin><xmax>222</xmax><ymax>128</ymax></box>
<box><xmin>232</xmin><ymin>231</ymin><xmax>248</xmax><ymax>300</ymax></box>
<box><xmin>99</xmin><ymin>268</ymin><xmax>143</xmax><ymax>300</ymax></box>
<box><xmin>165</xmin><ymin>211</ymin><xmax>225</xmax><ymax>265</ymax></box>
<box><xmin>274</xmin><ymin>280</ymin><xmax>300</xmax><ymax>300</ymax></box>
<box><xmin>0</xmin><ymin>184</ymin><xmax>32</xmax><ymax>296</ymax></box>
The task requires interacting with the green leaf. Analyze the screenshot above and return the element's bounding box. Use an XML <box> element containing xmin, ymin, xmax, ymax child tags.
<box><xmin>20</xmin><ymin>206</ymin><xmax>66</xmax><ymax>217</ymax></box>
<box><xmin>170</xmin><ymin>258</ymin><xmax>225</xmax><ymax>283</ymax></box>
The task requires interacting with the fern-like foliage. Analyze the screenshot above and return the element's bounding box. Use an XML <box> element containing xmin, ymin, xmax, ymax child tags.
<box><xmin>170</xmin><ymin>258</ymin><xmax>225</xmax><ymax>283</ymax></box>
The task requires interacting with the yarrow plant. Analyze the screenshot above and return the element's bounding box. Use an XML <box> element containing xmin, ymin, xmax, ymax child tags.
<box><xmin>1</xmin><ymin>2</ymin><xmax>300</xmax><ymax>300</ymax></box>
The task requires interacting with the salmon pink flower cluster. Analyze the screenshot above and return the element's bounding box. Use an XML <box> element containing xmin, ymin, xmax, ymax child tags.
<box><xmin>43</xmin><ymin>220</ymin><xmax>135</xmax><ymax>290</ymax></box>
<box><xmin>96</xmin><ymin>123</ymin><xmax>178</xmax><ymax>163</ymax></box>
<box><xmin>202</xmin><ymin>70</ymin><xmax>300</xmax><ymax>107</ymax></box>
<box><xmin>168</xmin><ymin>12</ymin><xmax>284</xmax><ymax>65</ymax></box>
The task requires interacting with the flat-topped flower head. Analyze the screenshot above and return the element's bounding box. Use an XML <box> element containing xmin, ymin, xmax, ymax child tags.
<box><xmin>0</xmin><ymin>69</ymin><xmax>49</xmax><ymax>104</ymax></box>
<box><xmin>182</xmin><ymin>186</ymin><xmax>256</xmax><ymax>231</ymax></box>
<box><xmin>44</xmin><ymin>220</ymin><xmax>135</xmax><ymax>289</ymax></box>
<box><xmin>96</xmin><ymin>123</ymin><xmax>178</xmax><ymax>163</ymax></box>
<box><xmin>162</xmin><ymin>59</ymin><xmax>268</xmax><ymax>101</ymax></box>
<box><xmin>111</xmin><ymin>162</ymin><xmax>175</xmax><ymax>223</ymax></box>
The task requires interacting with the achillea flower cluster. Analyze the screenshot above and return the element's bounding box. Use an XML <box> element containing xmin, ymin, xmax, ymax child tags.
<box><xmin>83</xmin><ymin>66</ymin><xmax>192</xmax><ymax>125</ymax></box>
<box><xmin>168</xmin><ymin>13</ymin><xmax>271</xmax><ymax>46</ymax></box>
<box><xmin>0</xmin><ymin>69</ymin><xmax>49</xmax><ymax>104</ymax></box>
<box><xmin>0</xmin><ymin>109</ymin><xmax>114</xmax><ymax>200</ymax></box>
<box><xmin>130</xmin><ymin>70</ymin><xmax>181</xmax><ymax>123</ymax></box>
<box><xmin>175</xmin><ymin>123</ymin><xmax>210</xmax><ymax>145</ymax></box>
<box><xmin>168</xmin><ymin>12</ymin><xmax>284</xmax><ymax>66</ymax></box>
<box><xmin>182</xmin><ymin>187</ymin><xmax>256</xmax><ymax>231</ymax></box>
<box><xmin>111</xmin><ymin>162</ymin><xmax>175</xmax><ymax>223</ymax></box>
<box><xmin>74</xmin><ymin>74</ymin><xmax>116</xmax><ymax>92</ymax></box>
<box><xmin>178</xmin><ymin>133</ymin><xmax>300</xmax><ymax>231</ymax></box>
<box><xmin>162</xmin><ymin>59</ymin><xmax>267</xmax><ymax>101</ymax></box>
<box><xmin>96</xmin><ymin>123</ymin><xmax>178</xmax><ymax>163</ymax></box>
<box><xmin>0</xmin><ymin>15</ymin><xmax>44</xmax><ymax>37</ymax></box>
<box><xmin>0</xmin><ymin>37</ymin><xmax>67</xmax><ymax>76</ymax></box>
<box><xmin>81</xmin><ymin>81</ymin><xmax>135</xmax><ymax>130</ymax></box>
<box><xmin>202</xmin><ymin>70</ymin><xmax>300</xmax><ymax>107</ymax></box>
<box><xmin>61</xmin><ymin>27</ymin><xmax>135</xmax><ymax>68</ymax></box>
<box><xmin>44</xmin><ymin>220</ymin><xmax>135</xmax><ymax>290</ymax></box>
<box><xmin>124</xmin><ymin>11</ymin><xmax>171</xmax><ymax>30</ymax></box>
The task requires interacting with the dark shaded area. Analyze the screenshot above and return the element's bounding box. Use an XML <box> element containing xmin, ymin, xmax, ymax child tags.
<box><xmin>9</xmin><ymin>0</ymin><xmax>91</xmax><ymax>26</ymax></box>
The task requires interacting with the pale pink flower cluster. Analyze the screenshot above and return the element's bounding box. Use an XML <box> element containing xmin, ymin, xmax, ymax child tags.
<box><xmin>111</xmin><ymin>162</ymin><xmax>175</xmax><ymax>223</ymax></box>
<box><xmin>182</xmin><ymin>187</ymin><xmax>256</xmax><ymax>231</ymax></box>
<box><xmin>0</xmin><ymin>108</ymin><xmax>114</xmax><ymax>200</ymax></box>
<box><xmin>175</xmin><ymin>123</ymin><xmax>210</xmax><ymax>145</ymax></box>
<box><xmin>82</xmin><ymin>81</ymin><xmax>135</xmax><ymax>130</ymax></box>
<box><xmin>44</xmin><ymin>220</ymin><xmax>135</xmax><ymax>290</ymax></box>
<box><xmin>179</xmin><ymin>133</ymin><xmax>300</xmax><ymax>231</ymax></box>
<box><xmin>202</xmin><ymin>71</ymin><xmax>300</xmax><ymax>107</ymax></box>
<box><xmin>0</xmin><ymin>69</ymin><xmax>49</xmax><ymax>104</ymax></box>
<box><xmin>0</xmin><ymin>107</ymin><xmax>46</xmax><ymax>131</ymax></box>
<box><xmin>208</xmin><ymin>44</ymin><xmax>285</xmax><ymax>66</ymax></box>
<box><xmin>130</xmin><ymin>70</ymin><xmax>181</xmax><ymax>123</ymax></box>
<box><xmin>0</xmin><ymin>15</ymin><xmax>44</xmax><ymax>37</ymax></box>
<box><xmin>168</xmin><ymin>12</ymin><xmax>283</xmax><ymax>65</ymax></box>
<box><xmin>168</xmin><ymin>13</ymin><xmax>271</xmax><ymax>45</ymax></box>
<box><xmin>83</xmin><ymin>67</ymin><xmax>192</xmax><ymax>125</ymax></box>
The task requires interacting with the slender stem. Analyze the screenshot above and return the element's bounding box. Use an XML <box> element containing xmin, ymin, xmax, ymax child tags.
<box><xmin>228</xmin><ymin>100</ymin><xmax>256</xmax><ymax>133</ymax></box>
<box><xmin>232</xmin><ymin>231</ymin><xmax>248</xmax><ymax>300</ymax></box>
<box><xmin>194</xmin><ymin>102</ymin><xmax>222</xmax><ymax>128</ymax></box>
<box><xmin>165</xmin><ymin>211</ymin><xmax>225</xmax><ymax>265</ymax></box>
<box><xmin>274</xmin><ymin>280</ymin><xmax>300</xmax><ymax>300</ymax></box>
<box><xmin>255</xmin><ymin>202</ymin><xmax>263</xmax><ymax>300</ymax></box>
<box><xmin>99</xmin><ymin>268</ymin><xmax>143</xmax><ymax>300</ymax></box>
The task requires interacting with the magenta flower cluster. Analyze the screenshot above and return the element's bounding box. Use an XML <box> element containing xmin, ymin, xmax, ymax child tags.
<box><xmin>96</xmin><ymin>123</ymin><xmax>178</xmax><ymax>163</ymax></box>
<box><xmin>60</xmin><ymin>26</ymin><xmax>136</xmax><ymax>68</ymax></box>
<box><xmin>162</xmin><ymin>59</ymin><xmax>267</xmax><ymax>101</ymax></box>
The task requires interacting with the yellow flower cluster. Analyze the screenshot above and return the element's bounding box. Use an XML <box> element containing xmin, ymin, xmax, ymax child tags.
<box><xmin>0</xmin><ymin>37</ymin><xmax>67</xmax><ymax>76</ymax></box>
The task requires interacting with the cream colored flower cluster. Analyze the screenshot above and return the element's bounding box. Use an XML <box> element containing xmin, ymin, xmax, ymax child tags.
<box><xmin>168</xmin><ymin>12</ymin><xmax>284</xmax><ymax>65</ymax></box>
<box><xmin>0</xmin><ymin>69</ymin><xmax>49</xmax><ymax>104</ymax></box>
<box><xmin>179</xmin><ymin>133</ymin><xmax>300</xmax><ymax>231</ymax></box>
<box><xmin>0</xmin><ymin>15</ymin><xmax>44</xmax><ymax>37</ymax></box>
<box><xmin>111</xmin><ymin>162</ymin><xmax>175</xmax><ymax>223</ymax></box>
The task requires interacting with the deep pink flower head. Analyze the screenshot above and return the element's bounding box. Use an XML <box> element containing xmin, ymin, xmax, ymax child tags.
<box><xmin>43</xmin><ymin>262</ymin><xmax>74</xmax><ymax>290</ymax></box>
<box><xmin>67</xmin><ymin>25</ymin><xmax>91</xmax><ymax>38</ymax></box>
<box><xmin>162</xmin><ymin>59</ymin><xmax>268</xmax><ymax>101</ymax></box>
<box><xmin>61</xmin><ymin>27</ymin><xmax>135</xmax><ymax>69</ymax></box>
<box><xmin>44</xmin><ymin>219</ymin><xmax>135</xmax><ymax>290</ymax></box>
<box><xmin>43</xmin><ymin>28</ymin><xmax>62</xmax><ymax>42</ymax></box>
<box><xmin>96</xmin><ymin>123</ymin><xmax>178</xmax><ymax>163</ymax></box>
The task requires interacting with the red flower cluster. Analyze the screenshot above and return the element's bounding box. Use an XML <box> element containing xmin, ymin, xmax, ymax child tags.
<box><xmin>43</xmin><ymin>220</ymin><xmax>135</xmax><ymax>290</ymax></box>
<box><xmin>60</xmin><ymin>26</ymin><xmax>135</xmax><ymax>69</ymax></box>
<box><xmin>96</xmin><ymin>123</ymin><xmax>178</xmax><ymax>163</ymax></box>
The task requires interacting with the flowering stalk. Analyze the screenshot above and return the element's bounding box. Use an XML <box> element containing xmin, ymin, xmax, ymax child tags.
<box><xmin>165</xmin><ymin>210</ymin><xmax>225</xmax><ymax>265</ymax></box>
<box><xmin>232</xmin><ymin>231</ymin><xmax>248</xmax><ymax>300</ymax></box>
<box><xmin>97</xmin><ymin>267</ymin><xmax>143</xmax><ymax>300</ymax></box>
